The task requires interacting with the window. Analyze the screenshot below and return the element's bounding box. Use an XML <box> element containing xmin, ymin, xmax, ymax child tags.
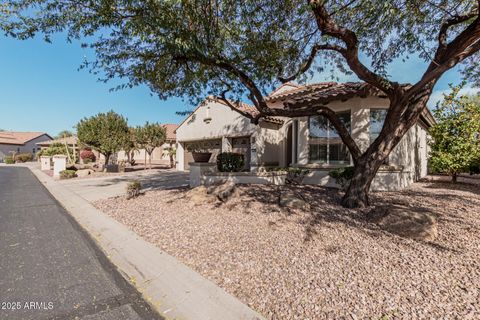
<box><xmin>370</xmin><ymin>109</ymin><xmax>388</xmax><ymax>143</ymax></box>
<box><xmin>309</xmin><ymin>111</ymin><xmax>351</xmax><ymax>164</ymax></box>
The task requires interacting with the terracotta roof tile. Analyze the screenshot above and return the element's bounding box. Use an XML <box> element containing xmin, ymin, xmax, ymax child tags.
<box><xmin>0</xmin><ymin>131</ymin><xmax>51</xmax><ymax>145</ymax></box>
<box><xmin>162</xmin><ymin>124</ymin><xmax>178</xmax><ymax>141</ymax></box>
<box><xmin>36</xmin><ymin>136</ymin><xmax>78</xmax><ymax>146</ymax></box>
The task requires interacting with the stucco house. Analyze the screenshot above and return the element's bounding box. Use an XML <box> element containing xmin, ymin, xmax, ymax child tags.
<box><xmin>0</xmin><ymin>131</ymin><xmax>52</xmax><ymax>161</ymax></box>
<box><xmin>175</xmin><ymin>82</ymin><xmax>435</xmax><ymax>191</ymax></box>
<box><xmin>117</xmin><ymin>124</ymin><xmax>178</xmax><ymax>165</ymax></box>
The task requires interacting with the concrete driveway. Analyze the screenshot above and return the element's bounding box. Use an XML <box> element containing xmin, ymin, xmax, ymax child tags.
<box><xmin>58</xmin><ymin>169</ymin><xmax>189</xmax><ymax>202</ymax></box>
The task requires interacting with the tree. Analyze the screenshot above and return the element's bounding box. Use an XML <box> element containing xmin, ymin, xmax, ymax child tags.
<box><xmin>134</xmin><ymin>122</ymin><xmax>166</xmax><ymax>169</ymax></box>
<box><xmin>429</xmin><ymin>85</ymin><xmax>480</xmax><ymax>182</ymax></box>
<box><xmin>56</xmin><ymin>130</ymin><xmax>74</xmax><ymax>139</ymax></box>
<box><xmin>76</xmin><ymin>111</ymin><xmax>129</xmax><ymax>166</ymax></box>
<box><xmin>2</xmin><ymin>1</ymin><xmax>480</xmax><ymax>207</ymax></box>
<box><xmin>122</xmin><ymin>127</ymin><xmax>138</xmax><ymax>166</ymax></box>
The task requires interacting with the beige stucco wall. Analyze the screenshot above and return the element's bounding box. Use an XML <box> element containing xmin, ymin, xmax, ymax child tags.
<box><xmin>176</xmin><ymin>100</ymin><xmax>283</xmax><ymax>171</ymax></box>
<box><xmin>0</xmin><ymin>134</ymin><xmax>52</xmax><ymax>161</ymax></box>
<box><xmin>175</xmin><ymin>94</ymin><xmax>431</xmax><ymax>190</ymax></box>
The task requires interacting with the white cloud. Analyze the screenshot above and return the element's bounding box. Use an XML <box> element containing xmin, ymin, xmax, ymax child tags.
<box><xmin>428</xmin><ymin>86</ymin><xmax>480</xmax><ymax>108</ymax></box>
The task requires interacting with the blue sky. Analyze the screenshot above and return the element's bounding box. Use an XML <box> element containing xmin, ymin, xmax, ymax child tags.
<box><xmin>0</xmin><ymin>33</ymin><xmax>476</xmax><ymax>137</ymax></box>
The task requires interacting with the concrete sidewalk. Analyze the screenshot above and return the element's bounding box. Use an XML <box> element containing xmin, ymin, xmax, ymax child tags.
<box><xmin>28</xmin><ymin>165</ymin><xmax>264</xmax><ymax>320</ymax></box>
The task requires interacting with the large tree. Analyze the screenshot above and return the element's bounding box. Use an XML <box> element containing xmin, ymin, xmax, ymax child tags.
<box><xmin>429</xmin><ymin>85</ymin><xmax>480</xmax><ymax>182</ymax></box>
<box><xmin>77</xmin><ymin>111</ymin><xmax>130</xmax><ymax>166</ymax></box>
<box><xmin>134</xmin><ymin>122</ymin><xmax>166</xmax><ymax>169</ymax></box>
<box><xmin>2</xmin><ymin>0</ymin><xmax>479</xmax><ymax>207</ymax></box>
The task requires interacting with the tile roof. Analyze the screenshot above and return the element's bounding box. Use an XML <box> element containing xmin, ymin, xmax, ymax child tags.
<box><xmin>36</xmin><ymin>136</ymin><xmax>78</xmax><ymax>146</ymax></box>
<box><xmin>162</xmin><ymin>124</ymin><xmax>178</xmax><ymax>141</ymax></box>
<box><xmin>0</xmin><ymin>131</ymin><xmax>51</xmax><ymax>145</ymax></box>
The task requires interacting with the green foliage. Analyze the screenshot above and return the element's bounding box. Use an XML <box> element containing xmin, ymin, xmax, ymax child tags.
<box><xmin>77</xmin><ymin>111</ymin><xmax>130</xmax><ymax>164</ymax></box>
<box><xmin>429</xmin><ymin>84</ymin><xmax>480</xmax><ymax>180</ymax></box>
<box><xmin>134</xmin><ymin>122</ymin><xmax>166</xmax><ymax>155</ymax></box>
<box><xmin>60</xmin><ymin>169</ymin><xmax>77</xmax><ymax>179</ymax></box>
<box><xmin>56</xmin><ymin>130</ymin><xmax>74</xmax><ymax>139</ymax></box>
<box><xmin>469</xmin><ymin>158</ymin><xmax>480</xmax><ymax>175</ymax></box>
<box><xmin>37</xmin><ymin>143</ymin><xmax>73</xmax><ymax>158</ymax></box>
<box><xmin>4</xmin><ymin>156</ymin><xmax>14</xmax><ymax>164</ymax></box>
<box><xmin>15</xmin><ymin>153</ymin><xmax>33</xmax><ymax>162</ymax></box>
<box><xmin>217</xmin><ymin>152</ymin><xmax>245</xmax><ymax>172</ymax></box>
<box><xmin>126</xmin><ymin>180</ymin><xmax>142</xmax><ymax>199</ymax></box>
<box><xmin>329</xmin><ymin>166</ymin><xmax>355</xmax><ymax>189</ymax></box>
<box><xmin>2</xmin><ymin>1</ymin><xmax>478</xmax><ymax>102</ymax></box>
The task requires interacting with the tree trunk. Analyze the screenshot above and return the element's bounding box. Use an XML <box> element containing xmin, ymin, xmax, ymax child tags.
<box><xmin>104</xmin><ymin>153</ymin><xmax>111</xmax><ymax>172</ymax></box>
<box><xmin>452</xmin><ymin>173</ymin><xmax>457</xmax><ymax>183</ymax></box>
<box><xmin>341</xmin><ymin>155</ymin><xmax>386</xmax><ymax>208</ymax></box>
<box><xmin>144</xmin><ymin>151</ymin><xmax>147</xmax><ymax>170</ymax></box>
<box><xmin>149</xmin><ymin>153</ymin><xmax>152</xmax><ymax>170</ymax></box>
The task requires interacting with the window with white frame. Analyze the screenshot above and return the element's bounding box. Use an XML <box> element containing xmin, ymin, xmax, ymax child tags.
<box><xmin>308</xmin><ymin>111</ymin><xmax>351</xmax><ymax>164</ymax></box>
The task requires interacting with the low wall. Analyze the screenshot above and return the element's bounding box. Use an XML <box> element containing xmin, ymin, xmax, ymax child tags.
<box><xmin>190</xmin><ymin>162</ymin><xmax>414</xmax><ymax>191</ymax></box>
<box><xmin>203</xmin><ymin>171</ymin><xmax>287</xmax><ymax>186</ymax></box>
<box><xmin>189</xmin><ymin>162</ymin><xmax>286</xmax><ymax>187</ymax></box>
<box><xmin>300</xmin><ymin>166</ymin><xmax>414</xmax><ymax>191</ymax></box>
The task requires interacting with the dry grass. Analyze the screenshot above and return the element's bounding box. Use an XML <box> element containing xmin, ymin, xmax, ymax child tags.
<box><xmin>94</xmin><ymin>182</ymin><xmax>480</xmax><ymax>319</ymax></box>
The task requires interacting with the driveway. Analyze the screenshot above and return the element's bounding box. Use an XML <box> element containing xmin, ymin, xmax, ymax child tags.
<box><xmin>58</xmin><ymin>169</ymin><xmax>189</xmax><ymax>202</ymax></box>
<box><xmin>0</xmin><ymin>167</ymin><xmax>162</xmax><ymax>320</ymax></box>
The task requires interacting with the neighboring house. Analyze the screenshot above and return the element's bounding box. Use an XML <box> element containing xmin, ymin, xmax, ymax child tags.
<box><xmin>117</xmin><ymin>124</ymin><xmax>179</xmax><ymax>165</ymax></box>
<box><xmin>36</xmin><ymin>135</ymin><xmax>105</xmax><ymax>163</ymax></box>
<box><xmin>175</xmin><ymin>82</ymin><xmax>435</xmax><ymax>191</ymax></box>
<box><xmin>0</xmin><ymin>131</ymin><xmax>52</xmax><ymax>161</ymax></box>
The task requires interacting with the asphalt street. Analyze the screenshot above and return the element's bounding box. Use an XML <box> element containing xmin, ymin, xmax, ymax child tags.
<box><xmin>0</xmin><ymin>166</ymin><xmax>162</xmax><ymax>320</ymax></box>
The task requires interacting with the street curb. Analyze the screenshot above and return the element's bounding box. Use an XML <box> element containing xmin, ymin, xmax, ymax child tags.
<box><xmin>29</xmin><ymin>166</ymin><xmax>265</xmax><ymax>320</ymax></box>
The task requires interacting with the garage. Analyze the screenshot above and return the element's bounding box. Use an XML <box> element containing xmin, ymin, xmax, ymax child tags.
<box><xmin>183</xmin><ymin>139</ymin><xmax>222</xmax><ymax>170</ymax></box>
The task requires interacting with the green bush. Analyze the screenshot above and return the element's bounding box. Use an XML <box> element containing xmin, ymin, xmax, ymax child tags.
<box><xmin>15</xmin><ymin>153</ymin><xmax>33</xmax><ymax>163</ymax></box>
<box><xmin>469</xmin><ymin>158</ymin><xmax>480</xmax><ymax>175</ymax></box>
<box><xmin>329</xmin><ymin>166</ymin><xmax>355</xmax><ymax>189</ymax></box>
<box><xmin>216</xmin><ymin>152</ymin><xmax>245</xmax><ymax>172</ymax></box>
<box><xmin>60</xmin><ymin>169</ymin><xmax>77</xmax><ymax>179</ymax></box>
<box><xmin>4</xmin><ymin>156</ymin><xmax>14</xmax><ymax>164</ymax></box>
<box><xmin>126</xmin><ymin>180</ymin><xmax>142</xmax><ymax>199</ymax></box>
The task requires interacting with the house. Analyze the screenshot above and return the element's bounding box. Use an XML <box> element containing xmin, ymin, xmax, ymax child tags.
<box><xmin>117</xmin><ymin>124</ymin><xmax>178</xmax><ymax>165</ymax></box>
<box><xmin>175</xmin><ymin>82</ymin><xmax>435</xmax><ymax>191</ymax></box>
<box><xmin>0</xmin><ymin>131</ymin><xmax>52</xmax><ymax>161</ymax></box>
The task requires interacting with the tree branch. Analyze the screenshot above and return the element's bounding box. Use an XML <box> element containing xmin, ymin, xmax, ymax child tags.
<box><xmin>278</xmin><ymin>43</ymin><xmax>346</xmax><ymax>83</ymax></box>
<box><xmin>308</xmin><ymin>0</ymin><xmax>397</xmax><ymax>96</ymax></box>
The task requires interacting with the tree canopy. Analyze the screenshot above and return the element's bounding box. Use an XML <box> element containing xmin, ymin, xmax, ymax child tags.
<box><xmin>76</xmin><ymin>110</ymin><xmax>130</xmax><ymax>164</ymax></box>
<box><xmin>2</xmin><ymin>0</ymin><xmax>479</xmax><ymax>207</ymax></box>
<box><xmin>429</xmin><ymin>85</ymin><xmax>480</xmax><ymax>181</ymax></box>
<box><xmin>55</xmin><ymin>130</ymin><xmax>74</xmax><ymax>139</ymax></box>
<box><xmin>134</xmin><ymin>122</ymin><xmax>166</xmax><ymax>169</ymax></box>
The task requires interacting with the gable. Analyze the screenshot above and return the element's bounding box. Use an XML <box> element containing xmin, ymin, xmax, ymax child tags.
<box><xmin>176</xmin><ymin>100</ymin><xmax>258</xmax><ymax>141</ymax></box>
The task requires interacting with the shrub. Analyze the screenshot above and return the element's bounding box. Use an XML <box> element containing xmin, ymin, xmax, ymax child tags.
<box><xmin>216</xmin><ymin>152</ymin><xmax>245</xmax><ymax>172</ymax></box>
<box><xmin>37</xmin><ymin>143</ymin><xmax>73</xmax><ymax>157</ymax></box>
<box><xmin>126</xmin><ymin>180</ymin><xmax>142</xmax><ymax>199</ymax></box>
<box><xmin>329</xmin><ymin>166</ymin><xmax>355</xmax><ymax>189</ymax></box>
<box><xmin>469</xmin><ymin>158</ymin><xmax>480</xmax><ymax>175</ymax></box>
<box><xmin>60</xmin><ymin>169</ymin><xmax>77</xmax><ymax>179</ymax></box>
<box><xmin>4</xmin><ymin>156</ymin><xmax>14</xmax><ymax>164</ymax></box>
<box><xmin>80</xmin><ymin>149</ymin><xmax>96</xmax><ymax>163</ymax></box>
<box><xmin>15</xmin><ymin>153</ymin><xmax>33</xmax><ymax>162</ymax></box>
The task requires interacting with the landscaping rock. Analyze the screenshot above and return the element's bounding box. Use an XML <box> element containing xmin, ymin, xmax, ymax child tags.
<box><xmin>371</xmin><ymin>205</ymin><xmax>438</xmax><ymax>241</ymax></box>
<box><xmin>279</xmin><ymin>191</ymin><xmax>309</xmax><ymax>209</ymax></box>
<box><xmin>186</xmin><ymin>186</ymin><xmax>217</xmax><ymax>204</ymax></box>
<box><xmin>76</xmin><ymin>169</ymin><xmax>94</xmax><ymax>178</ymax></box>
<box><xmin>207</xmin><ymin>181</ymin><xmax>237</xmax><ymax>202</ymax></box>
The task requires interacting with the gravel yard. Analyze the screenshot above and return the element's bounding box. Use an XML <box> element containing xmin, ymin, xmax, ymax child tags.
<box><xmin>94</xmin><ymin>182</ymin><xmax>480</xmax><ymax>319</ymax></box>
